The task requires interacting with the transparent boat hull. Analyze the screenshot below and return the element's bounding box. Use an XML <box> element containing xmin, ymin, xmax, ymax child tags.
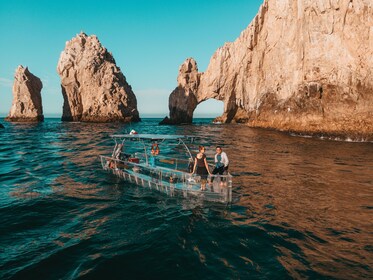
<box><xmin>100</xmin><ymin>156</ymin><xmax>232</xmax><ymax>203</ymax></box>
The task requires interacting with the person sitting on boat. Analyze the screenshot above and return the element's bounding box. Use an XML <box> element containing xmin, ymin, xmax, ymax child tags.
<box><xmin>108</xmin><ymin>160</ymin><xmax>116</xmax><ymax>169</ymax></box>
<box><xmin>151</xmin><ymin>143</ymin><xmax>160</xmax><ymax>155</ymax></box>
<box><xmin>191</xmin><ymin>145</ymin><xmax>211</xmax><ymax>191</ymax></box>
<box><xmin>211</xmin><ymin>146</ymin><xmax>229</xmax><ymax>183</ymax></box>
<box><xmin>149</xmin><ymin>143</ymin><xmax>160</xmax><ymax>167</ymax></box>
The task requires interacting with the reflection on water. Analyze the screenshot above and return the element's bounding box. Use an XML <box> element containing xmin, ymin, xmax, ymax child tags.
<box><xmin>0</xmin><ymin>118</ymin><xmax>372</xmax><ymax>279</ymax></box>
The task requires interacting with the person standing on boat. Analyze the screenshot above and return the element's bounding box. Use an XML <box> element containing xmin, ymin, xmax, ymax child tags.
<box><xmin>211</xmin><ymin>146</ymin><xmax>229</xmax><ymax>181</ymax></box>
<box><xmin>191</xmin><ymin>145</ymin><xmax>211</xmax><ymax>190</ymax></box>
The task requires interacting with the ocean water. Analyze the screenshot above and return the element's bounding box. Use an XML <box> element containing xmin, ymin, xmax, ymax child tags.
<box><xmin>0</xmin><ymin>118</ymin><xmax>372</xmax><ymax>279</ymax></box>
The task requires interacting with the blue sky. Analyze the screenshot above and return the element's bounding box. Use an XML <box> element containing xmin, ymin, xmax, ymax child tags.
<box><xmin>0</xmin><ymin>0</ymin><xmax>263</xmax><ymax>118</ymax></box>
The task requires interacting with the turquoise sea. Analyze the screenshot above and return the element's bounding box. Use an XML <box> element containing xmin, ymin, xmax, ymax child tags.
<box><xmin>0</xmin><ymin>118</ymin><xmax>372</xmax><ymax>279</ymax></box>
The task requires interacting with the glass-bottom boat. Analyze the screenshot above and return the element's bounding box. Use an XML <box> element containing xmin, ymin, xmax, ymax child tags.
<box><xmin>99</xmin><ymin>134</ymin><xmax>232</xmax><ymax>203</ymax></box>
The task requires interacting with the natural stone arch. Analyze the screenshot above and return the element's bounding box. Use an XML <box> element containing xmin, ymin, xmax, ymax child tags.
<box><xmin>159</xmin><ymin>57</ymin><xmax>251</xmax><ymax>125</ymax></box>
<box><xmin>160</xmin><ymin>58</ymin><xmax>241</xmax><ymax>124</ymax></box>
<box><xmin>161</xmin><ymin>0</ymin><xmax>373</xmax><ymax>140</ymax></box>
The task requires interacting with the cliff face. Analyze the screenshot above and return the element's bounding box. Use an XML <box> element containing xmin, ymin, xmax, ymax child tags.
<box><xmin>57</xmin><ymin>32</ymin><xmax>140</xmax><ymax>122</ymax></box>
<box><xmin>5</xmin><ymin>66</ymin><xmax>43</xmax><ymax>122</ymax></box>
<box><xmin>166</xmin><ymin>0</ymin><xmax>373</xmax><ymax>139</ymax></box>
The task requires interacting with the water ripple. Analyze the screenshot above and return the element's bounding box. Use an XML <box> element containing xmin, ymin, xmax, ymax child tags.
<box><xmin>0</xmin><ymin>119</ymin><xmax>372</xmax><ymax>279</ymax></box>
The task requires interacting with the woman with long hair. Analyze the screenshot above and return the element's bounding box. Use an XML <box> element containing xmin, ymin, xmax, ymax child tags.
<box><xmin>191</xmin><ymin>145</ymin><xmax>211</xmax><ymax>190</ymax></box>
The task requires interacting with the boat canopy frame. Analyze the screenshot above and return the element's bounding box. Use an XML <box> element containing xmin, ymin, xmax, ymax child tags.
<box><xmin>110</xmin><ymin>134</ymin><xmax>195</xmax><ymax>165</ymax></box>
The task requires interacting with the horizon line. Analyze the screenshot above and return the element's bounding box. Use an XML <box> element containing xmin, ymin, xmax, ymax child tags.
<box><xmin>0</xmin><ymin>113</ymin><xmax>220</xmax><ymax>118</ymax></box>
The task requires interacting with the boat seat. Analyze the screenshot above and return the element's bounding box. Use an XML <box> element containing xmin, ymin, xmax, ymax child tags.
<box><xmin>128</xmin><ymin>158</ymin><xmax>140</xmax><ymax>163</ymax></box>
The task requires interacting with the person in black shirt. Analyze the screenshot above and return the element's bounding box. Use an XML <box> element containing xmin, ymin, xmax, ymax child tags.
<box><xmin>191</xmin><ymin>145</ymin><xmax>211</xmax><ymax>190</ymax></box>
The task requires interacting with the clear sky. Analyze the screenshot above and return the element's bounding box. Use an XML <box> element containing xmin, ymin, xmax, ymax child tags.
<box><xmin>0</xmin><ymin>0</ymin><xmax>263</xmax><ymax>118</ymax></box>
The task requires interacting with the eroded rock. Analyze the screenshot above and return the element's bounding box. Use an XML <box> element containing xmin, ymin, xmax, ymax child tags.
<box><xmin>57</xmin><ymin>32</ymin><xmax>140</xmax><ymax>122</ymax></box>
<box><xmin>5</xmin><ymin>66</ymin><xmax>43</xmax><ymax>122</ymax></box>
<box><xmin>163</xmin><ymin>58</ymin><xmax>200</xmax><ymax>124</ymax></box>
<box><xmin>165</xmin><ymin>0</ymin><xmax>373</xmax><ymax>139</ymax></box>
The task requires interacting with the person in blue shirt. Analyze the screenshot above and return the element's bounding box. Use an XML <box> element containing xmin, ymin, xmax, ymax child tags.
<box><xmin>149</xmin><ymin>143</ymin><xmax>160</xmax><ymax>167</ymax></box>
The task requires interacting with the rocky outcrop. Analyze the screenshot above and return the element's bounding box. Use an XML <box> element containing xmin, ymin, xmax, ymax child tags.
<box><xmin>0</xmin><ymin>123</ymin><xmax>4</xmax><ymax>128</ymax></box>
<box><xmin>161</xmin><ymin>58</ymin><xmax>201</xmax><ymax>124</ymax></box>
<box><xmin>57</xmin><ymin>32</ymin><xmax>140</xmax><ymax>122</ymax></box>
<box><xmin>5</xmin><ymin>66</ymin><xmax>43</xmax><ymax>122</ymax></box>
<box><xmin>165</xmin><ymin>0</ymin><xmax>373</xmax><ymax>139</ymax></box>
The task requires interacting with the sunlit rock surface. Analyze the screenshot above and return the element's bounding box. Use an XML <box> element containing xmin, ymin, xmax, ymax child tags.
<box><xmin>164</xmin><ymin>0</ymin><xmax>373</xmax><ymax>140</ymax></box>
<box><xmin>5</xmin><ymin>66</ymin><xmax>43</xmax><ymax>122</ymax></box>
<box><xmin>57</xmin><ymin>32</ymin><xmax>140</xmax><ymax>122</ymax></box>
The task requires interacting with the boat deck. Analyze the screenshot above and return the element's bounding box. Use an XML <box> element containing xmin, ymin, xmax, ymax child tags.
<box><xmin>100</xmin><ymin>155</ymin><xmax>232</xmax><ymax>203</ymax></box>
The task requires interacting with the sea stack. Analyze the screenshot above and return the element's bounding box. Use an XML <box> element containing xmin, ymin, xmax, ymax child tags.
<box><xmin>5</xmin><ymin>66</ymin><xmax>43</xmax><ymax>122</ymax></box>
<box><xmin>57</xmin><ymin>32</ymin><xmax>140</xmax><ymax>122</ymax></box>
<box><xmin>164</xmin><ymin>0</ymin><xmax>373</xmax><ymax>139</ymax></box>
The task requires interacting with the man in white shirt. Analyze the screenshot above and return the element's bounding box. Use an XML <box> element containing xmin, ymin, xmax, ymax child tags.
<box><xmin>211</xmin><ymin>146</ymin><xmax>229</xmax><ymax>182</ymax></box>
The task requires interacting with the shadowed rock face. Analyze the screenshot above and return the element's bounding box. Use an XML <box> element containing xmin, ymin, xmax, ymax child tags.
<box><xmin>57</xmin><ymin>32</ymin><xmax>140</xmax><ymax>123</ymax></box>
<box><xmin>5</xmin><ymin>66</ymin><xmax>43</xmax><ymax>122</ymax></box>
<box><xmin>166</xmin><ymin>58</ymin><xmax>200</xmax><ymax>124</ymax></box>
<box><xmin>164</xmin><ymin>0</ymin><xmax>373</xmax><ymax>139</ymax></box>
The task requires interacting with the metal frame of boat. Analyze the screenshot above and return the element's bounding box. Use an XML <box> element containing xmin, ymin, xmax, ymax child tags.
<box><xmin>99</xmin><ymin>134</ymin><xmax>232</xmax><ymax>203</ymax></box>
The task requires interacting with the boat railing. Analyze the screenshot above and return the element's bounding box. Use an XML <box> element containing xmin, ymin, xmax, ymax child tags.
<box><xmin>116</xmin><ymin>152</ymin><xmax>225</xmax><ymax>176</ymax></box>
<box><xmin>150</xmin><ymin>154</ymin><xmax>192</xmax><ymax>170</ymax></box>
<box><xmin>115</xmin><ymin>152</ymin><xmax>192</xmax><ymax>169</ymax></box>
<box><xmin>99</xmin><ymin>155</ymin><xmax>232</xmax><ymax>191</ymax></box>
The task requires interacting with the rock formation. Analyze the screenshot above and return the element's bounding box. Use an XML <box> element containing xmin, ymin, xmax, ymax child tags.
<box><xmin>0</xmin><ymin>123</ymin><xmax>4</xmax><ymax>128</ymax></box>
<box><xmin>160</xmin><ymin>58</ymin><xmax>201</xmax><ymax>124</ymax></box>
<box><xmin>5</xmin><ymin>66</ymin><xmax>43</xmax><ymax>122</ymax></box>
<box><xmin>57</xmin><ymin>32</ymin><xmax>140</xmax><ymax>122</ymax></box>
<box><xmin>163</xmin><ymin>0</ymin><xmax>373</xmax><ymax>140</ymax></box>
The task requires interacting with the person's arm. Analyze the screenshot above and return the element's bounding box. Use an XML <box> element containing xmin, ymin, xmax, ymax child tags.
<box><xmin>223</xmin><ymin>152</ymin><xmax>229</xmax><ymax>167</ymax></box>
<box><xmin>204</xmin><ymin>157</ymin><xmax>211</xmax><ymax>174</ymax></box>
<box><xmin>191</xmin><ymin>158</ymin><xmax>197</xmax><ymax>174</ymax></box>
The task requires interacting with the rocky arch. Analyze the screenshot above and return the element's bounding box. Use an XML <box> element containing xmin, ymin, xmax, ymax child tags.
<box><xmin>161</xmin><ymin>0</ymin><xmax>373</xmax><ymax>140</ymax></box>
<box><xmin>160</xmin><ymin>58</ymin><xmax>243</xmax><ymax>125</ymax></box>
